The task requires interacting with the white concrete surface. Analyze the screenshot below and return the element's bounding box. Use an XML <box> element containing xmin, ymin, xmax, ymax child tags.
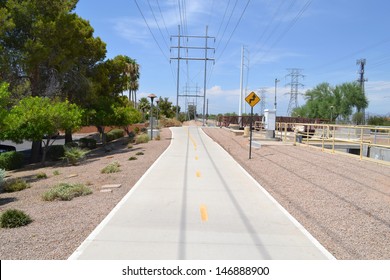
<box><xmin>69</xmin><ymin>126</ymin><xmax>334</xmax><ymax>260</ymax></box>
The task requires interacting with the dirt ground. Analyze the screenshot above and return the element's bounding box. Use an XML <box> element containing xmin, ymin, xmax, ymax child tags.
<box><xmin>0</xmin><ymin>128</ymin><xmax>172</xmax><ymax>260</ymax></box>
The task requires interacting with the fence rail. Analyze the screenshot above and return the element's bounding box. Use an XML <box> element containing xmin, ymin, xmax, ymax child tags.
<box><xmin>276</xmin><ymin>122</ymin><xmax>390</xmax><ymax>165</ymax></box>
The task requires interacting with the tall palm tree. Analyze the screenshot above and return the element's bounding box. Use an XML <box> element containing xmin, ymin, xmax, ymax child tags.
<box><xmin>124</xmin><ymin>58</ymin><xmax>140</xmax><ymax>107</ymax></box>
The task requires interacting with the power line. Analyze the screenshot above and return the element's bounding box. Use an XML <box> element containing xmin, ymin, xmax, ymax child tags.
<box><xmin>147</xmin><ymin>0</ymin><xmax>170</xmax><ymax>50</ymax></box>
<box><xmin>217</xmin><ymin>0</ymin><xmax>251</xmax><ymax>61</ymax></box>
<box><xmin>134</xmin><ymin>0</ymin><xmax>169</xmax><ymax>61</ymax></box>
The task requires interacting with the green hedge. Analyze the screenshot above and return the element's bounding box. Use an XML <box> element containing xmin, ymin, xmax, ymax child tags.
<box><xmin>79</xmin><ymin>138</ymin><xmax>97</xmax><ymax>149</ymax></box>
<box><xmin>106</xmin><ymin>129</ymin><xmax>125</xmax><ymax>142</ymax></box>
<box><xmin>0</xmin><ymin>151</ymin><xmax>24</xmax><ymax>170</ymax></box>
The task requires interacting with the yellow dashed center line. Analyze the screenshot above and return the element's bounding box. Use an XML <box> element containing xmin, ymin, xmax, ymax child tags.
<box><xmin>195</xmin><ymin>155</ymin><xmax>199</xmax><ymax>160</ymax></box>
<box><xmin>200</xmin><ymin>204</ymin><xmax>208</xmax><ymax>222</ymax></box>
<box><xmin>196</xmin><ymin>170</ymin><xmax>201</xmax><ymax>178</ymax></box>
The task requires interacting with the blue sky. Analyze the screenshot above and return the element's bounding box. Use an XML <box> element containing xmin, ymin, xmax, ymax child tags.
<box><xmin>75</xmin><ymin>0</ymin><xmax>390</xmax><ymax>116</ymax></box>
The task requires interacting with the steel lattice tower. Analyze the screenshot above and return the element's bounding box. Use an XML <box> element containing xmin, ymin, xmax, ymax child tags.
<box><xmin>286</xmin><ymin>68</ymin><xmax>304</xmax><ymax>116</ymax></box>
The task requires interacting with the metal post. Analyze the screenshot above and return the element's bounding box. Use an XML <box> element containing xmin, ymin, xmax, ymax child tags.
<box><xmin>148</xmin><ymin>94</ymin><xmax>156</xmax><ymax>140</ymax></box>
<box><xmin>175</xmin><ymin>25</ymin><xmax>181</xmax><ymax>120</ymax></box>
<box><xmin>202</xmin><ymin>26</ymin><xmax>208</xmax><ymax>127</ymax></box>
<box><xmin>274</xmin><ymin>78</ymin><xmax>279</xmax><ymax>111</ymax></box>
<box><xmin>249</xmin><ymin>106</ymin><xmax>253</xmax><ymax>159</ymax></box>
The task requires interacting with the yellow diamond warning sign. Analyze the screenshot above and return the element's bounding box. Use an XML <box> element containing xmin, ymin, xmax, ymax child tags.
<box><xmin>245</xmin><ymin>91</ymin><xmax>260</xmax><ymax>107</ymax></box>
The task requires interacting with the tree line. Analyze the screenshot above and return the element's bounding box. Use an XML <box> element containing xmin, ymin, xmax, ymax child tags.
<box><xmin>0</xmin><ymin>0</ymin><xmax>148</xmax><ymax>163</ymax></box>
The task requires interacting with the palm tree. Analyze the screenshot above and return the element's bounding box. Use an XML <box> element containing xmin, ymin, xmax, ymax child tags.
<box><xmin>138</xmin><ymin>97</ymin><xmax>150</xmax><ymax>122</ymax></box>
<box><xmin>124</xmin><ymin>58</ymin><xmax>140</xmax><ymax>108</ymax></box>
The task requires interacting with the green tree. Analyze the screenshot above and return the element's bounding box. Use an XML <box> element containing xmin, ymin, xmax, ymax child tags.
<box><xmin>0</xmin><ymin>97</ymin><xmax>83</xmax><ymax>164</ymax></box>
<box><xmin>0</xmin><ymin>0</ymin><xmax>107</xmax><ymax>160</ymax></box>
<box><xmin>138</xmin><ymin>97</ymin><xmax>151</xmax><ymax>122</ymax></box>
<box><xmin>156</xmin><ymin>97</ymin><xmax>175</xmax><ymax>119</ymax></box>
<box><xmin>293</xmin><ymin>82</ymin><xmax>368</xmax><ymax>123</ymax></box>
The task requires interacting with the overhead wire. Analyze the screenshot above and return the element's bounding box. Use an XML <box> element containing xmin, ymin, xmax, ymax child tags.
<box><xmin>134</xmin><ymin>0</ymin><xmax>170</xmax><ymax>61</ymax></box>
<box><xmin>217</xmin><ymin>0</ymin><xmax>251</xmax><ymax>61</ymax></box>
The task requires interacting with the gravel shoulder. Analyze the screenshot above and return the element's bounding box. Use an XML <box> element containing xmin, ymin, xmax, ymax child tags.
<box><xmin>0</xmin><ymin>128</ymin><xmax>172</xmax><ymax>260</ymax></box>
<box><xmin>203</xmin><ymin>127</ymin><xmax>390</xmax><ymax>260</ymax></box>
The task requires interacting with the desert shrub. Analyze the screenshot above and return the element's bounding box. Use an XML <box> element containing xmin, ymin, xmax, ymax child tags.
<box><xmin>3</xmin><ymin>179</ymin><xmax>30</xmax><ymax>193</ymax></box>
<box><xmin>140</xmin><ymin>127</ymin><xmax>147</xmax><ymax>133</ymax></box>
<box><xmin>35</xmin><ymin>172</ymin><xmax>47</xmax><ymax>179</ymax></box>
<box><xmin>155</xmin><ymin>135</ymin><xmax>161</xmax><ymax>141</ymax></box>
<box><xmin>46</xmin><ymin>145</ymin><xmax>65</xmax><ymax>161</ymax></box>
<box><xmin>101</xmin><ymin>161</ymin><xmax>121</xmax><ymax>173</ymax></box>
<box><xmin>135</xmin><ymin>133</ymin><xmax>149</xmax><ymax>144</ymax></box>
<box><xmin>53</xmin><ymin>170</ymin><xmax>60</xmax><ymax>176</ymax></box>
<box><xmin>0</xmin><ymin>151</ymin><xmax>24</xmax><ymax>170</ymax></box>
<box><xmin>135</xmin><ymin>152</ymin><xmax>144</xmax><ymax>156</ymax></box>
<box><xmin>106</xmin><ymin>128</ymin><xmax>125</xmax><ymax>142</ymax></box>
<box><xmin>0</xmin><ymin>209</ymin><xmax>32</xmax><ymax>228</ymax></box>
<box><xmin>65</xmin><ymin>141</ymin><xmax>79</xmax><ymax>148</ymax></box>
<box><xmin>79</xmin><ymin>138</ymin><xmax>97</xmax><ymax>149</ymax></box>
<box><xmin>127</xmin><ymin>131</ymin><xmax>136</xmax><ymax>142</ymax></box>
<box><xmin>63</xmin><ymin>147</ymin><xmax>88</xmax><ymax>165</ymax></box>
<box><xmin>159</xmin><ymin>117</ymin><xmax>182</xmax><ymax>127</ymax></box>
<box><xmin>42</xmin><ymin>183</ymin><xmax>92</xmax><ymax>201</ymax></box>
<box><xmin>134</xmin><ymin>127</ymin><xmax>140</xmax><ymax>134</ymax></box>
<box><xmin>0</xmin><ymin>168</ymin><xmax>5</xmax><ymax>186</ymax></box>
<box><xmin>127</xmin><ymin>144</ymin><xmax>133</xmax><ymax>149</ymax></box>
<box><xmin>128</xmin><ymin>156</ymin><xmax>137</xmax><ymax>161</ymax></box>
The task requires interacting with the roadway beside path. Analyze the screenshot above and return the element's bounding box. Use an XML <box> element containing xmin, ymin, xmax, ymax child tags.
<box><xmin>70</xmin><ymin>126</ymin><xmax>334</xmax><ymax>260</ymax></box>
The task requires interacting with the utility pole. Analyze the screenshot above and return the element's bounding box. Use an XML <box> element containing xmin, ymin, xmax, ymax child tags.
<box><xmin>239</xmin><ymin>46</ymin><xmax>250</xmax><ymax>121</ymax></box>
<box><xmin>258</xmin><ymin>88</ymin><xmax>267</xmax><ymax>116</ymax></box>
<box><xmin>274</xmin><ymin>78</ymin><xmax>280</xmax><ymax>112</ymax></box>
<box><xmin>171</xmin><ymin>25</ymin><xmax>215</xmax><ymax>125</ymax></box>
<box><xmin>286</xmin><ymin>68</ymin><xmax>304</xmax><ymax>116</ymax></box>
<box><xmin>356</xmin><ymin>59</ymin><xmax>367</xmax><ymax>124</ymax></box>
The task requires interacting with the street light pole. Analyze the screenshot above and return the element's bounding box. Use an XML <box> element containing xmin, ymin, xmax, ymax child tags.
<box><xmin>148</xmin><ymin>94</ymin><xmax>156</xmax><ymax>140</ymax></box>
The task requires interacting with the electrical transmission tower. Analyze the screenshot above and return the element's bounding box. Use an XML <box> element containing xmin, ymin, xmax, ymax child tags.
<box><xmin>286</xmin><ymin>68</ymin><xmax>304</xmax><ymax>116</ymax></box>
<box><xmin>170</xmin><ymin>25</ymin><xmax>215</xmax><ymax>126</ymax></box>
<box><xmin>258</xmin><ymin>88</ymin><xmax>267</xmax><ymax>116</ymax></box>
<box><xmin>356</xmin><ymin>59</ymin><xmax>367</xmax><ymax>124</ymax></box>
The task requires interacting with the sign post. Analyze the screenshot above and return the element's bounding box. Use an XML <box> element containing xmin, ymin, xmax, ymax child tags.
<box><xmin>245</xmin><ymin>91</ymin><xmax>261</xmax><ymax>159</ymax></box>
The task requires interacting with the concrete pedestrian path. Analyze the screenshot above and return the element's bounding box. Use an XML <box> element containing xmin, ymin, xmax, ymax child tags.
<box><xmin>69</xmin><ymin>126</ymin><xmax>334</xmax><ymax>260</ymax></box>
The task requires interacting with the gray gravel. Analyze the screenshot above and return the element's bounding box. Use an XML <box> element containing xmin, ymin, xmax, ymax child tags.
<box><xmin>203</xmin><ymin>127</ymin><xmax>390</xmax><ymax>260</ymax></box>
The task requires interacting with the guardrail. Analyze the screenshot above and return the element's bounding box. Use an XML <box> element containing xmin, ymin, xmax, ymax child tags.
<box><xmin>276</xmin><ymin>122</ymin><xmax>390</xmax><ymax>165</ymax></box>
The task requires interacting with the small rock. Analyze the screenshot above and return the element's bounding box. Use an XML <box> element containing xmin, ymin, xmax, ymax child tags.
<box><xmin>100</xmin><ymin>189</ymin><xmax>113</xmax><ymax>193</ymax></box>
<box><xmin>66</xmin><ymin>174</ymin><xmax>78</xmax><ymax>178</ymax></box>
<box><xmin>101</xmin><ymin>184</ymin><xmax>122</xmax><ymax>189</ymax></box>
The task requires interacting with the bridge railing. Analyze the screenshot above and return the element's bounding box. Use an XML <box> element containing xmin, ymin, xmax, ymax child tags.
<box><xmin>276</xmin><ymin>122</ymin><xmax>390</xmax><ymax>165</ymax></box>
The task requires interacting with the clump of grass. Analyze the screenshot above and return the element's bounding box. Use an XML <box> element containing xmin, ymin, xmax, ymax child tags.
<box><xmin>53</xmin><ymin>170</ymin><xmax>60</xmax><ymax>176</ymax></box>
<box><xmin>35</xmin><ymin>172</ymin><xmax>47</xmax><ymax>179</ymax></box>
<box><xmin>128</xmin><ymin>156</ymin><xmax>137</xmax><ymax>161</ymax></box>
<box><xmin>101</xmin><ymin>161</ymin><xmax>121</xmax><ymax>174</ymax></box>
<box><xmin>127</xmin><ymin>144</ymin><xmax>133</xmax><ymax>149</ymax></box>
<box><xmin>0</xmin><ymin>209</ymin><xmax>32</xmax><ymax>228</ymax></box>
<box><xmin>155</xmin><ymin>135</ymin><xmax>161</xmax><ymax>141</ymax></box>
<box><xmin>42</xmin><ymin>183</ymin><xmax>92</xmax><ymax>201</ymax></box>
<box><xmin>63</xmin><ymin>147</ymin><xmax>89</xmax><ymax>165</ymax></box>
<box><xmin>135</xmin><ymin>133</ymin><xmax>149</xmax><ymax>144</ymax></box>
<box><xmin>135</xmin><ymin>152</ymin><xmax>144</xmax><ymax>156</ymax></box>
<box><xmin>3</xmin><ymin>179</ymin><xmax>30</xmax><ymax>193</ymax></box>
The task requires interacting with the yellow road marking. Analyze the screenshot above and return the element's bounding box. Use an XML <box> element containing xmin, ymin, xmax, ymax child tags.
<box><xmin>200</xmin><ymin>204</ymin><xmax>208</xmax><ymax>222</ymax></box>
<box><xmin>195</xmin><ymin>155</ymin><xmax>199</xmax><ymax>160</ymax></box>
<box><xmin>187</xmin><ymin>129</ymin><xmax>197</xmax><ymax>150</ymax></box>
<box><xmin>196</xmin><ymin>170</ymin><xmax>201</xmax><ymax>177</ymax></box>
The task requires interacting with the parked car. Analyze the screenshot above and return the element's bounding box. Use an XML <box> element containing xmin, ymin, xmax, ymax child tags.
<box><xmin>0</xmin><ymin>144</ymin><xmax>16</xmax><ymax>154</ymax></box>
